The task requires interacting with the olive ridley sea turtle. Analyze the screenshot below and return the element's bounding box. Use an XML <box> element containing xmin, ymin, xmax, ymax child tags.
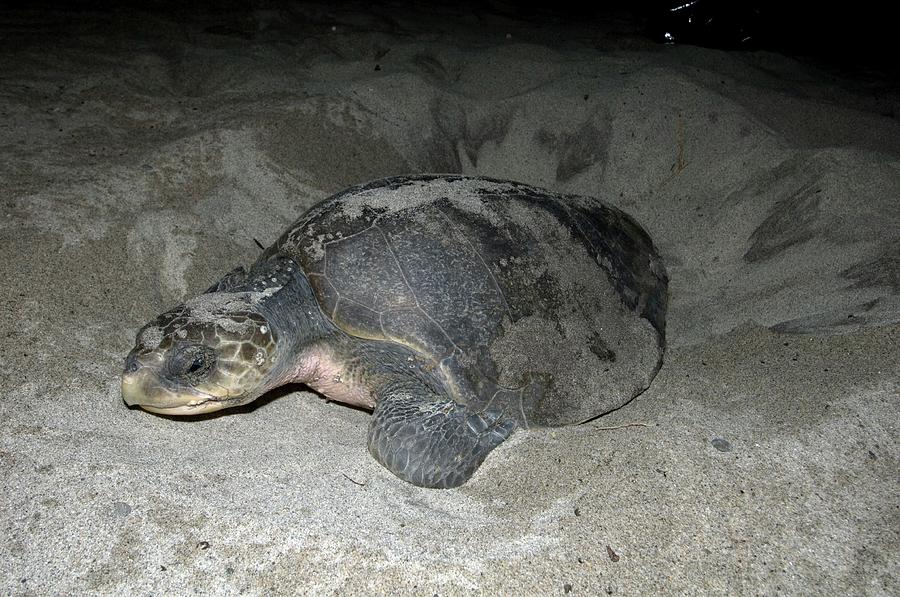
<box><xmin>122</xmin><ymin>175</ymin><xmax>668</xmax><ymax>488</ymax></box>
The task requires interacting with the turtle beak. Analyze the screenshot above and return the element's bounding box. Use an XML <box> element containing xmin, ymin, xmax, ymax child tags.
<box><xmin>121</xmin><ymin>350</ymin><xmax>154</xmax><ymax>407</ymax></box>
<box><xmin>120</xmin><ymin>369</ymin><xmax>143</xmax><ymax>407</ymax></box>
<box><xmin>122</xmin><ymin>349</ymin><xmax>164</xmax><ymax>407</ymax></box>
<box><xmin>121</xmin><ymin>351</ymin><xmax>224</xmax><ymax>415</ymax></box>
<box><xmin>120</xmin><ymin>365</ymin><xmax>175</xmax><ymax>408</ymax></box>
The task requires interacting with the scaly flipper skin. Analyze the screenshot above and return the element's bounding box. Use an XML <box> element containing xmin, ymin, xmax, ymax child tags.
<box><xmin>368</xmin><ymin>380</ymin><xmax>516</xmax><ymax>488</ymax></box>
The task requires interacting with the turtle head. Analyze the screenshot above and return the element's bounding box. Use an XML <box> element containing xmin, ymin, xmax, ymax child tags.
<box><xmin>121</xmin><ymin>291</ymin><xmax>282</xmax><ymax>415</ymax></box>
<box><xmin>123</xmin><ymin>257</ymin><xmax>332</xmax><ymax>415</ymax></box>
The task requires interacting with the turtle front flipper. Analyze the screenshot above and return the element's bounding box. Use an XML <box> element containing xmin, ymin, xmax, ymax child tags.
<box><xmin>368</xmin><ymin>383</ymin><xmax>516</xmax><ymax>489</ymax></box>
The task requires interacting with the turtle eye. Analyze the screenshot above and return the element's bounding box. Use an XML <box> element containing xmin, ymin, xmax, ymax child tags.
<box><xmin>169</xmin><ymin>344</ymin><xmax>217</xmax><ymax>383</ymax></box>
<box><xmin>187</xmin><ymin>357</ymin><xmax>205</xmax><ymax>374</ymax></box>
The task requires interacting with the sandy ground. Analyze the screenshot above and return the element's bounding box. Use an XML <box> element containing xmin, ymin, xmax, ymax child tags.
<box><xmin>1</xmin><ymin>2</ymin><xmax>898</xmax><ymax>595</ymax></box>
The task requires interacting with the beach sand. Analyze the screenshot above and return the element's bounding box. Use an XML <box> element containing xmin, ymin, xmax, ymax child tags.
<box><xmin>1</xmin><ymin>3</ymin><xmax>897</xmax><ymax>594</ymax></box>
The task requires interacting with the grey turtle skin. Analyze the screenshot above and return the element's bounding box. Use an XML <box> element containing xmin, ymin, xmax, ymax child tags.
<box><xmin>122</xmin><ymin>175</ymin><xmax>667</xmax><ymax>489</ymax></box>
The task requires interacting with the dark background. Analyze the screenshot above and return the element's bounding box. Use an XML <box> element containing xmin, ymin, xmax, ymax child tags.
<box><xmin>1</xmin><ymin>0</ymin><xmax>895</xmax><ymax>78</ymax></box>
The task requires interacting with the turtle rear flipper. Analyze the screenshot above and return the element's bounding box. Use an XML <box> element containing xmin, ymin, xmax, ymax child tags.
<box><xmin>368</xmin><ymin>384</ymin><xmax>516</xmax><ymax>489</ymax></box>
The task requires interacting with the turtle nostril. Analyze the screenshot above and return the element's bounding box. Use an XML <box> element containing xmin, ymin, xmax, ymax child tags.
<box><xmin>124</xmin><ymin>353</ymin><xmax>140</xmax><ymax>374</ymax></box>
